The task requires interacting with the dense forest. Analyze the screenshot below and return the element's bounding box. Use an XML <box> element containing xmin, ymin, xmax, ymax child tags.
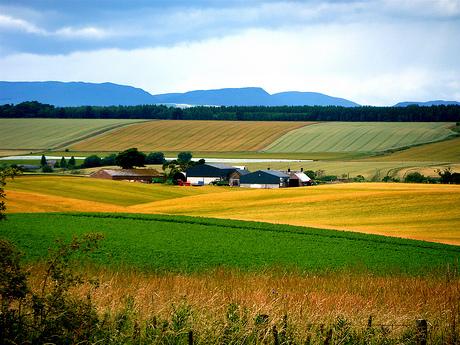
<box><xmin>1</xmin><ymin>101</ymin><xmax>460</xmax><ymax>122</ymax></box>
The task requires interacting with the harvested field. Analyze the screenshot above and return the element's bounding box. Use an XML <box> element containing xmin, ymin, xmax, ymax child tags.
<box><xmin>69</xmin><ymin>120</ymin><xmax>311</xmax><ymax>152</ymax></box>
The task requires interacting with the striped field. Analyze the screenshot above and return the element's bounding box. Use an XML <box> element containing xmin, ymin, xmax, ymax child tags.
<box><xmin>69</xmin><ymin>120</ymin><xmax>311</xmax><ymax>152</ymax></box>
<box><xmin>5</xmin><ymin>176</ymin><xmax>460</xmax><ymax>245</ymax></box>
<box><xmin>0</xmin><ymin>118</ymin><xmax>143</xmax><ymax>150</ymax></box>
<box><xmin>264</xmin><ymin>122</ymin><xmax>455</xmax><ymax>153</ymax></box>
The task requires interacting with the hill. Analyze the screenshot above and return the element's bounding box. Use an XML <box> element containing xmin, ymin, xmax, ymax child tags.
<box><xmin>395</xmin><ymin>100</ymin><xmax>460</xmax><ymax>107</ymax></box>
<box><xmin>151</xmin><ymin>87</ymin><xmax>360</xmax><ymax>107</ymax></box>
<box><xmin>0</xmin><ymin>81</ymin><xmax>359</xmax><ymax>107</ymax></box>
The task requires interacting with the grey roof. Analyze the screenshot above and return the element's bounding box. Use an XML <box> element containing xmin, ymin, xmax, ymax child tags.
<box><xmin>94</xmin><ymin>169</ymin><xmax>161</xmax><ymax>177</ymax></box>
<box><xmin>205</xmin><ymin>163</ymin><xmax>236</xmax><ymax>170</ymax></box>
<box><xmin>260</xmin><ymin>170</ymin><xmax>290</xmax><ymax>178</ymax></box>
<box><xmin>236</xmin><ymin>169</ymin><xmax>250</xmax><ymax>175</ymax></box>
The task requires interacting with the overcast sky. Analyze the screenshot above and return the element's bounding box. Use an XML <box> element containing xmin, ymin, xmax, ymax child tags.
<box><xmin>0</xmin><ymin>0</ymin><xmax>459</xmax><ymax>105</ymax></box>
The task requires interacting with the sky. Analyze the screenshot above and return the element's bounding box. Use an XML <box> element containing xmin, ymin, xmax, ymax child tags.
<box><xmin>0</xmin><ymin>0</ymin><xmax>459</xmax><ymax>105</ymax></box>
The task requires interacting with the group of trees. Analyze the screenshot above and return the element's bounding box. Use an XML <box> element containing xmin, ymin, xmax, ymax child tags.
<box><xmin>2</xmin><ymin>101</ymin><xmax>460</xmax><ymax>122</ymax></box>
<box><xmin>39</xmin><ymin>154</ymin><xmax>76</xmax><ymax>172</ymax></box>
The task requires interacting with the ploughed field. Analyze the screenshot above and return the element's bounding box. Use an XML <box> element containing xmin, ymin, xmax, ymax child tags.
<box><xmin>5</xmin><ymin>176</ymin><xmax>460</xmax><ymax>245</ymax></box>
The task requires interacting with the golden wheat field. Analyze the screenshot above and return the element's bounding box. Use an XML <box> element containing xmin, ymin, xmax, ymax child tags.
<box><xmin>25</xmin><ymin>265</ymin><xmax>459</xmax><ymax>339</ymax></box>
<box><xmin>69</xmin><ymin>120</ymin><xmax>311</xmax><ymax>152</ymax></box>
<box><xmin>6</xmin><ymin>176</ymin><xmax>460</xmax><ymax>245</ymax></box>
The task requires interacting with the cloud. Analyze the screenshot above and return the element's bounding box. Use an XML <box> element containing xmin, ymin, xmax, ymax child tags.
<box><xmin>55</xmin><ymin>26</ymin><xmax>111</xmax><ymax>39</ymax></box>
<box><xmin>0</xmin><ymin>22</ymin><xmax>459</xmax><ymax>106</ymax></box>
<box><xmin>0</xmin><ymin>13</ymin><xmax>45</xmax><ymax>34</ymax></box>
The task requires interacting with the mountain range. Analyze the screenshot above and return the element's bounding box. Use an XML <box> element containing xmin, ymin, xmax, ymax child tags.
<box><xmin>0</xmin><ymin>81</ymin><xmax>458</xmax><ymax>107</ymax></box>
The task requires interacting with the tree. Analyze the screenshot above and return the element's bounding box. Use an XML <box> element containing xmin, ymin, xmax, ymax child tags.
<box><xmin>115</xmin><ymin>148</ymin><xmax>146</xmax><ymax>169</ymax></box>
<box><xmin>146</xmin><ymin>152</ymin><xmax>165</xmax><ymax>164</ymax></box>
<box><xmin>67</xmin><ymin>156</ymin><xmax>76</xmax><ymax>168</ymax></box>
<box><xmin>177</xmin><ymin>151</ymin><xmax>192</xmax><ymax>164</ymax></box>
<box><xmin>60</xmin><ymin>156</ymin><xmax>67</xmax><ymax>169</ymax></box>
<box><xmin>40</xmin><ymin>154</ymin><xmax>47</xmax><ymax>167</ymax></box>
<box><xmin>101</xmin><ymin>153</ymin><xmax>116</xmax><ymax>166</ymax></box>
<box><xmin>82</xmin><ymin>155</ymin><xmax>102</xmax><ymax>168</ymax></box>
<box><xmin>0</xmin><ymin>167</ymin><xmax>20</xmax><ymax>220</ymax></box>
<box><xmin>404</xmin><ymin>172</ymin><xmax>426</xmax><ymax>183</ymax></box>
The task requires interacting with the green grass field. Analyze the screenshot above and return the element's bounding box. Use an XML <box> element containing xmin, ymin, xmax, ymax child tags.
<box><xmin>264</xmin><ymin>122</ymin><xmax>455</xmax><ymax>153</ymax></box>
<box><xmin>0</xmin><ymin>118</ymin><xmax>143</xmax><ymax>150</ymax></box>
<box><xmin>1</xmin><ymin>213</ymin><xmax>458</xmax><ymax>274</ymax></box>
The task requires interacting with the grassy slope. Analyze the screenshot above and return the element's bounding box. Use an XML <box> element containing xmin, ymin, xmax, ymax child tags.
<box><xmin>6</xmin><ymin>177</ymin><xmax>460</xmax><ymax>245</ymax></box>
<box><xmin>69</xmin><ymin>120</ymin><xmax>310</xmax><ymax>152</ymax></box>
<box><xmin>368</xmin><ymin>136</ymin><xmax>460</xmax><ymax>162</ymax></box>
<box><xmin>131</xmin><ymin>183</ymin><xmax>460</xmax><ymax>245</ymax></box>
<box><xmin>264</xmin><ymin>122</ymin><xmax>455</xmax><ymax>153</ymax></box>
<box><xmin>6</xmin><ymin>175</ymin><xmax>227</xmax><ymax>206</ymax></box>
<box><xmin>0</xmin><ymin>118</ymin><xmax>143</xmax><ymax>150</ymax></box>
<box><xmin>1</xmin><ymin>213</ymin><xmax>458</xmax><ymax>274</ymax></box>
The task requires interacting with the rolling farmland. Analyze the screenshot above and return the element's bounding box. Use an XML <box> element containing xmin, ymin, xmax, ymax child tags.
<box><xmin>5</xmin><ymin>176</ymin><xmax>460</xmax><ymax>244</ymax></box>
<box><xmin>264</xmin><ymin>122</ymin><xmax>455</xmax><ymax>153</ymax></box>
<box><xmin>1</xmin><ymin>213</ymin><xmax>458</xmax><ymax>273</ymax></box>
<box><xmin>0</xmin><ymin>118</ymin><xmax>143</xmax><ymax>151</ymax></box>
<box><xmin>69</xmin><ymin>120</ymin><xmax>310</xmax><ymax>152</ymax></box>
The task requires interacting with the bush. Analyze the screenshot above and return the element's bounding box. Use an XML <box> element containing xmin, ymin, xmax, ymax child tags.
<box><xmin>0</xmin><ymin>234</ymin><xmax>104</xmax><ymax>344</ymax></box>
<box><xmin>83</xmin><ymin>155</ymin><xmax>102</xmax><ymax>168</ymax></box>
<box><xmin>101</xmin><ymin>153</ymin><xmax>116</xmax><ymax>166</ymax></box>
<box><xmin>404</xmin><ymin>172</ymin><xmax>426</xmax><ymax>183</ymax></box>
<box><xmin>41</xmin><ymin>165</ymin><xmax>53</xmax><ymax>173</ymax></box>
<box><xmin>146</xmin><ymin>152</ymin><xmax>165</xmax><ymax>164</ymax></box>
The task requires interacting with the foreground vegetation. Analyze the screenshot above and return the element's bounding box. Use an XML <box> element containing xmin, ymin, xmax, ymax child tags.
<box><xmin>1</xmin><ymin>220</ymin><xmax>459</xmax><ymax>344</ymax></box>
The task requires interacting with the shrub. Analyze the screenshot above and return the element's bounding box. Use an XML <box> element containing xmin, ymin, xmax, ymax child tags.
<box><xmin>83</xmin><ymin>155</ymin><xmax>102</xmax><ymax>168</ymax></box>
<box><xmin>146</xmin><ymin>152</ymin><xmax>165</xmax><ymax>164</ymax></box>
<box><xmin>41</xmin><ymin>165</ymin><xmax>53</xmax><ymax>173</ymax></box>
<box><xmin>101</xmin><ymin>153</ymin><xmax>117</xmax><ymax>166</ymax></box>
<box><xmin>404</xmin><ymin>172</ymin><xmax>426</xmax><ymax>183</ymax></box>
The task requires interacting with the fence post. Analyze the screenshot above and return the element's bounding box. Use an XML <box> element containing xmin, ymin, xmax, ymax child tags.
<box><xmin>416</xmin><ymin>319</ymin><xmax>427</xmax><ymax>345</ymax></box>
<box><xmin>272</xmin><ymin>325</ymin><xmax>279</xmax><ymax>345</ymax></box>
<box><xmin>367</xmin><ymin>315</ymin><xmax>373</xmax><ymax>328</ymax></box>
<box><xmin>188</xmin><ymin>330</ymin><xmax>193</xmax><ymax>345</ymax></box>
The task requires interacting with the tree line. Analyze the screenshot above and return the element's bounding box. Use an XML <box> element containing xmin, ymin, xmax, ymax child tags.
<box><xmin>1</xmin><ymin>101</ymin><xmax>460</xmax><ymax>122</ymax></box>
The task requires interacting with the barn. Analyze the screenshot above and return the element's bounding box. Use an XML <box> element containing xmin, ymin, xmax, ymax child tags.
<box><xmin>240</xmin><ymin>170</ymin><xmax>289</xmax><ymax>189</ymax></box>
<box><xmin>288</xmin><ymin>171</ymin><xmax>312</xmax><ymax>187</ymax></box>
<box><xmin>185</xmin><ymin>163</ymin><xmax>238</xmax><ymax>185</ymax></box>
<box><xmin>90</xmin><ymin>168</ymin><xmax>162</xmax><ymax>183</ymax></box>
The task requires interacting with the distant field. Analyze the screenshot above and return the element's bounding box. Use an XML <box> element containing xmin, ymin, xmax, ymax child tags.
<box><xmin>1</xmin><ymin>213</ymin><xmax>458</xmax><ymax>273</ymax></box>
<box><xmin>69</xmin><ymin>120</ymin><xmax>310</xmax><ymax>152</ymax></box>
<box><xmin>264</xmin><ymin>122</ymin><xmax>455</xmax><ymax>153</ymax></box>
<box><xmin>0</xmin><ymin>118</ymin><xmax>143</xmax><ymax>150</ymax></box>
<box><xmin>6</xmin><ymin>177</ymin><xmax>460</xmax><ymax>245</ymax></box>
<box><xmin>370</xmin><ymin>136</ymin><xmax>460</xmax><ymax>162</ymax></box>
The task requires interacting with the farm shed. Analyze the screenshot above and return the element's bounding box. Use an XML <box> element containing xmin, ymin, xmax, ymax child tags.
<box><xmin>186</xmin><ymin>163</ymin><xmax>237</xmax><ymax>185</ymax></box>
<box><xmin>240</xmin><ymin>170</ymin><xmax>289</xmax><ymax>189</ymax></box>
<box><xmin>288</xmin><ymin>171</ymin><xmax>312</xmax><ymax>187</ymax></box>
<box><xmin>90</xmin><ymin>168</ymin><xmax>162</xmax><ymax>183</ymax></box>
<box><xmin>229</xmin><ymin>169</ymin><xmax>250</xmax><ymax>187</ymax></box>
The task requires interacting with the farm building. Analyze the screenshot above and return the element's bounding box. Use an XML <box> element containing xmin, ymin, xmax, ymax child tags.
<box><xmin>186</xmin><ymin>163</ymin><xmax>241</xmax><ymax>185</ymax></box>
<box><xmin>90</xmin><ymin>168</ymin><xmax>162</xmax><ymax>183</ymax></box>
<box><xmin>240</xmin><ymin>170</ymin><xmax>289</xmax><ymax>189</ymax></box>
<box><xmin>288</xmin><ymin>170</ymin><xmax>312</xmax><ymax>187</ymax></box>
<box><xmin>229</xmin><ymin>169</ymin><xmax>250</xmax><ymax>187</ymax></box>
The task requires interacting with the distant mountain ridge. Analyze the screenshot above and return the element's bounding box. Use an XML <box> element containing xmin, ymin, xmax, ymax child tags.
<box><xmin>394</xmin><ymin>100</ymin><xmax>460</xmax><ymax>107</ymax></box>
<box><xmin>0</xmin><ymin>81</ymin><xmax>359</xmax><ymax>107</ymax></box>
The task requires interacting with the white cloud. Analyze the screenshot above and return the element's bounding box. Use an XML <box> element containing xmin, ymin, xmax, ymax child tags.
<box><xmin>0</xmin><ymin>21</ymin><xmax>459</xmax><ymax>106</ymax></box>
<box><xmin>55</xmin><ymin>26</ymin><xmax>111</xmax><ymax>39</ymax></box>
<box><xmin>0</xmin><ymin>13</ymin><xmax>45</xmax><ymax>34</ymax></box>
